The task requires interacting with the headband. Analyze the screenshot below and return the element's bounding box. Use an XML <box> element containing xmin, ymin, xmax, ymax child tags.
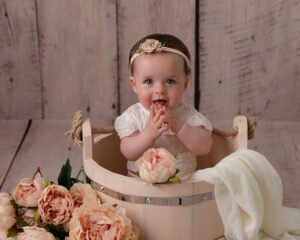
<box><xmin>130</xmin><ymin>39</ymin><xmax>191</xmax><ymax>69</ymax></box>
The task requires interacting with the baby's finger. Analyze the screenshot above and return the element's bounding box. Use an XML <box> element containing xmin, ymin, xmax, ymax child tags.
<box><xmin>150</xmin><ymin>104</ymin><xmax>154</xmax><ymax>117</ymax></box>
<box><xmin>156</xmin><ymin>114</ymin><xmax>166</xmax><ymax>127</ymax></box>
<box><xmin>152</xmin><ymin>108</ymin><xmax>163</xmax><ymax>122</ymax></box>
<box><xmin>158</xmin><ymin>126</ymin><xmax>168</xmax><ymax>134</ymax></box>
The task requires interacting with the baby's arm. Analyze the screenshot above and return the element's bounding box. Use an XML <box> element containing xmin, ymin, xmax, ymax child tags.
<box><xmin>120</xmin><ymin>105</ymin><xmax>167</xmax><ymax>161</ymax></box>
<box><xmin>176</xmin><ymin>123</ymin><xmax>212</xmax><ymax>156</ymax></box>
<box><xmin>164</xmin><ymin>108</ymin><xmax>212</xmax><ymax>156</ymax></box>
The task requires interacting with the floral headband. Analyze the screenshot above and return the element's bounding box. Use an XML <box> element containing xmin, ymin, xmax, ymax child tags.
<box><xmin>130</xmin><ymin>39</ymin><xmax>191</xmax><ymax>69</ymax></box>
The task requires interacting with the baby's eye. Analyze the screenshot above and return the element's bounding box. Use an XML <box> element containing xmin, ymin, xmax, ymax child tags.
<box><xmin>166</xmin><ymin>79</ymin><xmax>176</xmax><ymax>85</ymax></box>
<box><xmin>144</xmin><ymin>79</ymin><xmax>153</xmax><ymax>85</ymax></box>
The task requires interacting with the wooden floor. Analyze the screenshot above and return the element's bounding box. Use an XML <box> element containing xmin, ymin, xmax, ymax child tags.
<box><xmin>1</xmin><ymin>119</ymin><xmax>300</xmax><ymax>208</ymax></box>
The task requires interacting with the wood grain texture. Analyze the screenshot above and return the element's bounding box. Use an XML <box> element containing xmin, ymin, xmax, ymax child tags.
<box><xmin>118</xmin><ymin>0</ymin><xmax>195</xmax><ymax>112</ymax></box>
<box><xmin>0</xmin><ymin>120</ymin><xmax>82</xmax><ymax>192</ymax></box>
<box><xmin>249</xmin><ymin>120</ymin><xmax>300</xmax><ymax>208</ymax></box>
<box><xmin>199</xmin><ymin>0</ymin><xmax>300</xmax><ymax>121</ymax></box>
<box><xmin>37</xmin><ymin>0</ymin><xmax>118</xmax><ymax>123</ymax></box>
<box><xmin>0</xmin><ymin>0</ymin><xmax>41</xmax><ymax>119</ymax></box>
<box><xmin>0</xmin><ymin>120</ymin><xmax>28</xmax><ymax>189</ymax></box>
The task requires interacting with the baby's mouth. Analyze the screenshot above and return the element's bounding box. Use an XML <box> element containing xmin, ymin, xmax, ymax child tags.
<box><xmin>153</xmin><ymin>99</ymin><xmax>167</xmax><ymax>107</ymax></box>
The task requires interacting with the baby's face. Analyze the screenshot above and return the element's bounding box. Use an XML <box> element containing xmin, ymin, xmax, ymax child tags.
<box><xmin>130</xmin><ymin>53</ymin><xmax>189</xmax><ymax>110</ymax></box>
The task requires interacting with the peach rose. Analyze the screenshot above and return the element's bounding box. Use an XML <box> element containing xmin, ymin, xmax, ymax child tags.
<box><xmin>69</xmin><ymin>183</ymin><xmax>100</xmax><ymax>208</ymax></box>
<box><xmin>136</xmin><ymin>148</ymin><xmax>177</xmax><ymax>183</ymax></box>
<box><xmin>12</xmin><ymin>170</ymin><xmax>45</xmax><ymax>207</ymax></box>
<box><xmin>38</xmin><ymin>185</ymin><xmax>74</xmax><ymax>225</ymax></box>
<box><xmin>0</xmin><ymin>192</ymin><xmax>16</xmax><ymax>238</ymax></box>
<box><xmin>16</xmin><ymin>226</ymin><xmax>55</xmax><ymax>240</ymax></box>
<box><xmin>0</xmin><ymin>235</ymin><xmax>16</xmax><ymax>240</ymax></box>
<box><xmin>68</xmin><ymin>204</ymin><xmax>139</xmax><ymax>240</ymax></box>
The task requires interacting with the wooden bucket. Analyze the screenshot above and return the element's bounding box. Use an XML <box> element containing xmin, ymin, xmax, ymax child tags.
<box><xmin>82</xmin><ymin>116</ymin><xmax>248</xmax><ymax>240</ymax></box>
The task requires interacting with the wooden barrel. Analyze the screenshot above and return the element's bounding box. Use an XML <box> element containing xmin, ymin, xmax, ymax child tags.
<box><xmin>82</xmin><ymin>116</ymin><xmax>248</xmax><ymax>240</ymax></box>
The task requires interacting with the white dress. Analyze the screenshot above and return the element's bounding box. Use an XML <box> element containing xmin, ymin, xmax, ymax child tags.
<box><xmin>114</xmin><ymin>102</ymin><xmax>212</xmax><ymax>180</ymax></box>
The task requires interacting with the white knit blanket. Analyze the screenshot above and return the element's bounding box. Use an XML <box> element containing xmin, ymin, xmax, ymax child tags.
<box><xmin>192</xmin><ymin>149</ymin><xmax>300</xmax><ymax>240</ymax></box>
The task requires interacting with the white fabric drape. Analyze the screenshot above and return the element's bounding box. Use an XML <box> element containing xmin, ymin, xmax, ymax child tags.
<box><xmin>192</xmin><ymin>149</ymin><xmax>300</xmax><ymax>240</ymax></box>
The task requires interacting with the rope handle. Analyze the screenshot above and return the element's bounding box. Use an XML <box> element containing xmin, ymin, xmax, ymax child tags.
<box><xmin>212</xmin><ymin>116</ymin><xmax>257</xmax><ymax>140</ymax></box>
<box><xmin>65</xmin><ymin>111</ymin><xmax>257</xmax><ymax>146</ymax></box>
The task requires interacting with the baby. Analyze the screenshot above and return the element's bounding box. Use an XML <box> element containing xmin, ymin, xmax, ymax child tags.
<box><xmin>115</xmin><ymin>33</ymin><xmax>213</xmax><ymax>180</ymax></box>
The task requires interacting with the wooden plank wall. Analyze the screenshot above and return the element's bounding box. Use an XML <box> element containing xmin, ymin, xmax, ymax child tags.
<box><xmin>0</xmin><ymin>0</ymin><xmax>41</xmax><ymax>119</ymax></box>
<box><xmin>0</xmin><ymin>0</ymin><xmax>300</xmax><ymax>208</ymax></box>
<box><xmin>199</xmin><ymin>0</ymin><xmax>300</xmax><ymax>121</ymax></box>
<box><xmin>199</xmin><ymin>0</ymin><xmax>300</xmax><ymax>208</ymax></box>
<box><xmin>37</xmin><ymin>0</ymin><xmax>118</xmax><ymax>122</ymax></box>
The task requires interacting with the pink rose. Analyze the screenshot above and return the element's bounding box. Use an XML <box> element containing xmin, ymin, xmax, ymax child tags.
<box><xmin>0</xmin><ymin>192</ymin><xmax>16</xmax><ymax>238</ymax></box>
<box><xmin>68</xmin><ymin>204</ymin><xmax>139</xmax><ymax>240</ymax></box>
<box><xmin>136</xmin><ymin>148</ymin><xmax>177</xmax><ymax>183</ymax></box>
<box><xmin>12</xmin><ymin>170</ymin><xmax>45</xmax><ymax>207</ymax></box>
<box><xmin>70</xmin><ymin>183</ymin><xmax>100</xmax><ymax>208</ymax></box>
<box><xmin>38</xmin><ymin>185</ymin><xmax>74</xmax><ymax>225</ymax></box>
<box><xmin>16</xmin><ymin>226</ymin><xmax>55</xmax><ymax>240</ymax></box>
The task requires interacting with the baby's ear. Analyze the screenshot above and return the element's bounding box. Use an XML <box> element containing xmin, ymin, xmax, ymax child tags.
<box><xmin>184</xmin><ymin>76</ymin><xmax>190</xmax><ymax>89</ymax></box>
<box><xmin>130</xmin><ymin>76</ymin><xmax>137</xmax><ymax>93</ymax></box>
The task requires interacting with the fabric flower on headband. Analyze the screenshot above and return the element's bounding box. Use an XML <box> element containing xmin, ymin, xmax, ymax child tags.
<box><xmin>130</xmin><ymin>38</ymin><xmax>191</xmax><ymax>69</ymax></box>
<box><xmin>138</xmin><ymin>39</ymin><xmax>163</xmax><ymax>53</ymax></box>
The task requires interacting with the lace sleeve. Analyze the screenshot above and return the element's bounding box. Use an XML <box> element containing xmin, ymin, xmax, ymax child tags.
<box><xmin>185</xmin><ymin>107</ymin><xmax>213</xmax><ymax>132</ymax></box>
<box><xmin>114</xmin><ymin>110</ymin><xmax>139</xmax><ymax>139</ymax></box>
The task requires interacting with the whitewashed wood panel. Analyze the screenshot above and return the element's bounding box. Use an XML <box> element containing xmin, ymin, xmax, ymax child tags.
<box><xmin>249</xmin><ymin>121</ymin><xmax>300</xmax><ymax>208</ymax></box>
<box><xmin>0</xmin><ymin>0</ymin><xmax>41</xmax><ymax>119</ymax></box>
<box><xmin>118</xmin><ymin>0</ymin><xmax>196</xmax><ymax>112</ymax></box>
<box><xmin>1</xmin><ymin>120</ymin><xmax>83</xmax><ymax>192</ymax></box>
<box><xmin>37</xmin><ymin>0</ymin><xmax>118</xmax><ymax>123</ymax></box>
<box><xmin>0</xmin><ymin>120</ymin><xmax>28</xmax><ymax>189</ymax></box>
<box><xmin>199</xmin><ymin>0</ymin><xmax>300</xmax><ymax>121</ymax></box>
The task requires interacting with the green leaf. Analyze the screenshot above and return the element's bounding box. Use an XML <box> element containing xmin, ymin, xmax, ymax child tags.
<box><xmin>7</xmin><ymin>225</ymin><xmax>21</xmax><ymax>237</ymax></box>
<box><xmin>15</xmin><ymin>216</ymin><xmax>30</xmax><ymax>227</ymax></box>
<box><xmin>45</xmin><ymin>178</ymin><xmax>52</xmax><ymax>187</ymax></box>
<box><xmin>71</xmin><ymin>177</ymin><xmax>81</xmax><ymax>184</ymax></box>
<box><xmin>168</xmin><ymin>169</ymin><xmax>181</xmax><ymax>183</ymax></box>
<box><xmin>129</xmin><ymin>170</ymin><xmax>140</xmax><ymax>177</ymax></box>
<box><xmin>10</xmin><ymin>199</ymin><xmax>18</xmax><ymax>210</ymax></box>
<box><xmin>33</xmin><ymin>208</ymin><xmax>40</xmax><ymax>221</ymax></box>
<box><xmin>85</xmin><ymin>175</ymin><xmax>92</xmax><ymax>184</ymax></box>
<box><xmin>57</xmin><ymin>158</ymin><xmax>72</xmax><ymax>189</ymax></box>
<box><xmin>46</xmin><ymin>224</ymin><xmax>68</xmax><ymax>239</ymax></box>
<box><xmin>168</xmin><ymin>174</ymin><xmax>181</xmax><ymax>183</ymax></box>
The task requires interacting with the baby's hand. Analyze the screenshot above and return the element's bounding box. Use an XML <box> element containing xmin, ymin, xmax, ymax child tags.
<box><xmin>143</xmin><ymin>104</ymin><xmax>168</xmax><ymax>140</ymax></box>
<box><xmin>163</xmin><ymin>108</ymin><xmax>184</xmax><ymax>133</ymax></box>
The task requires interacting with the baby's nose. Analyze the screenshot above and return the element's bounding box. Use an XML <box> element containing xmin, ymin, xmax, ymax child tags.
<box><xmin>154</xmin><ymin>83</ymin><xmax>165</xmax><ymax>93</ymax></box>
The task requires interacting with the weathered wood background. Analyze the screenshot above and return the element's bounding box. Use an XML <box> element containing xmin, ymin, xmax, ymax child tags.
<box><xmin>1</xmin><ymin>0</ymin><xmax>300</xmax><ymax>208</ymax></box>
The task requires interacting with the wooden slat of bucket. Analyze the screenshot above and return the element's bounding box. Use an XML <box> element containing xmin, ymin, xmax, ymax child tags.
<box><xmin>118</xmin><ymin>0</ymin><xmax>195</xmax><ymax>112</ymax></box>
<box><xmin>1</xmin><ymin>120</ymin><xmax>82</xmax><ymax>192</ymax></box>
<box><xmin>36</xmin><ymin>0</ymin><xmax>118</xmax><ymax>120</ymax></box>
<box><xmin>249</xmin><ymin>120</ymin><xmax>300</xmax><ymax>208</ymax></box>
<box><xmin>0</xmin><ymin>120</ymin><xmax>28</xmax><ymax>190</ymax></box>
<box><xmin>199</xmin><ymin>0</ymin><xmax>300</xmax><ymax>120</ymax></box>
<box><xmin>98</xmin><ymin>191</ymin><xmax>224</xmax><ymax>240</ymax></box>
<box><xmin>0</xmin><ymin>0</ymin><xmax>42</xmax><ymax>119</ymax></box>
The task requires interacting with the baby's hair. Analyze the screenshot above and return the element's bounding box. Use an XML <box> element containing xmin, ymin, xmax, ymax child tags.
<box><xmin>129</xmin><ymin>33</ymin><xmax>191</xmax><ymax>75</ymax></box>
